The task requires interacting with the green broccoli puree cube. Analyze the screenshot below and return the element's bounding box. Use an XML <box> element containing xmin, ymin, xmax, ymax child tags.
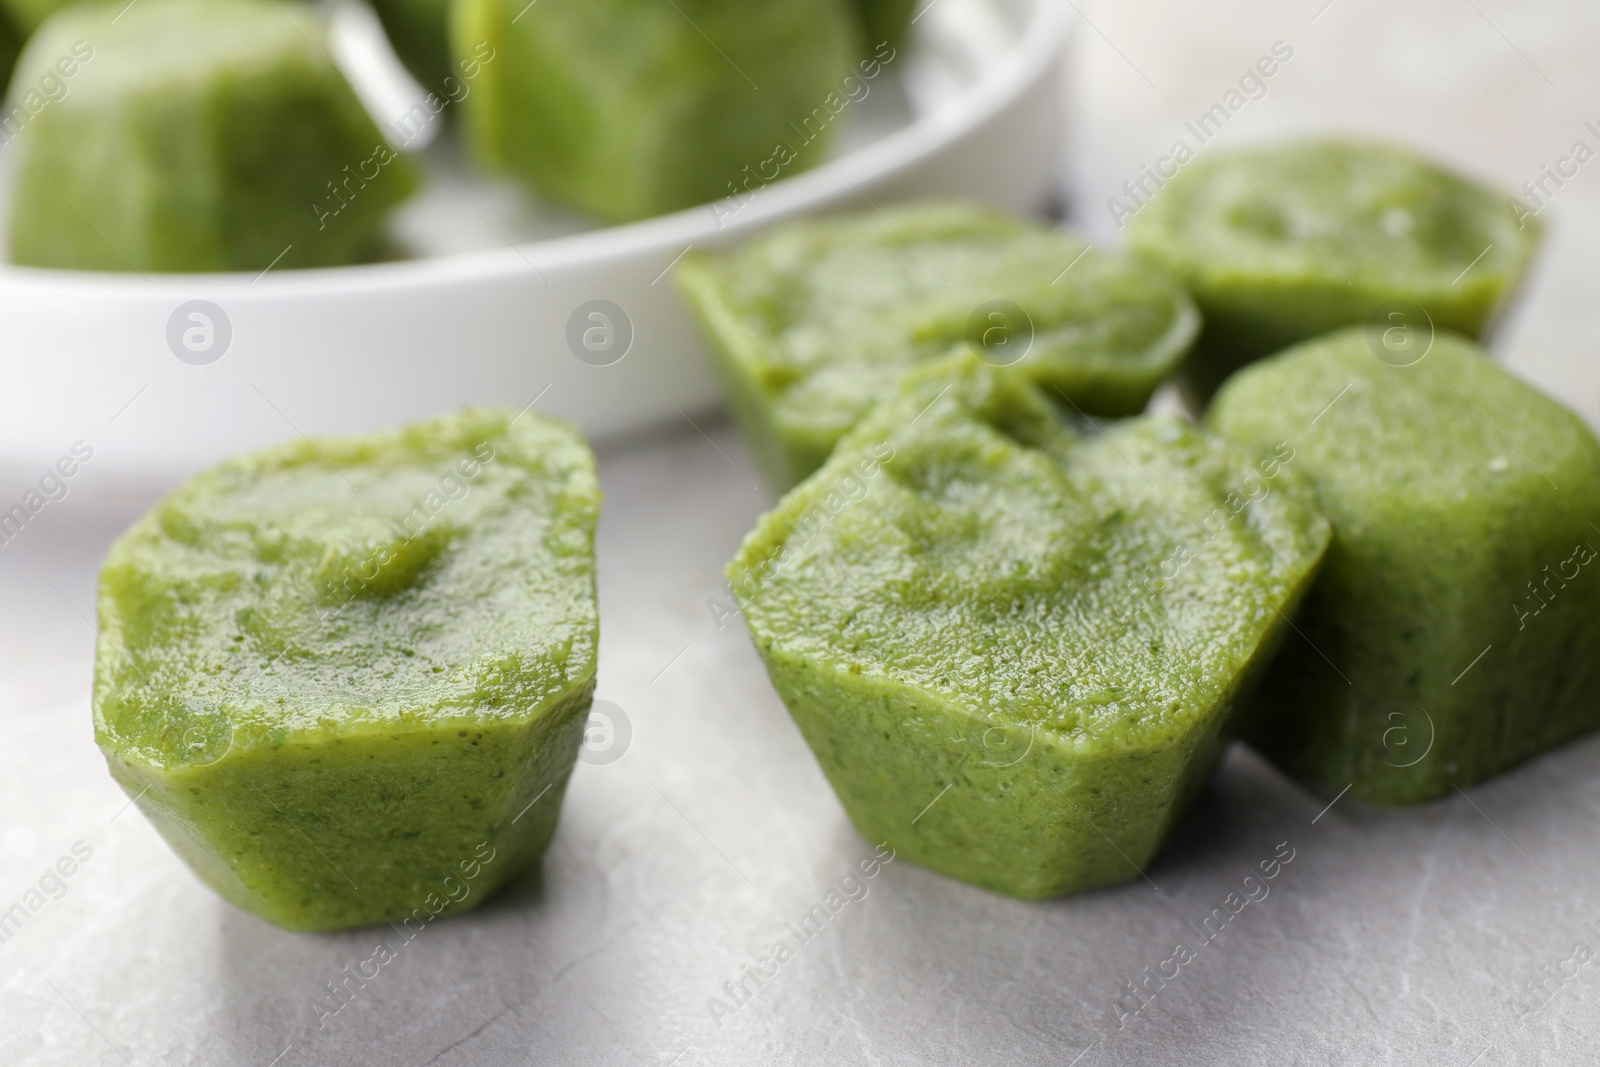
<box><xmin>679</xmin><ymin>200</ymin><xmax>1199</xmax><ymax>490</ymax></box>
<box><xmin>728</xmin><ymin>355</ymin><xmax>1329</xmax><ymax>898</ymax></box>
<box><xmin>92</xmin><ymin>408</ymin><xmax>599</xmax><ymax>932</ymax></box>
<box><xmin>852</xmin><ymin>0</ymin><xmax>916</xmax><ymax>52</ymax></box>
<box><xmin>0</xmin><ymin>10</ymin><xmax>19</xmax><ymax>87</ymax></box>
<box><xmin>8</xmin><ymin>0</ymin><xmax>417</xmax><ymax>272</ymax></box>
<box><xmin>0</xmin><ymin>0</ymin><xmax>61</xmax><ymax>34</ymax></box>
<box><xmin>1209</xmin><ymin>329</ymin><xmax>1600</xmax><ymax>804</ymax></box>
<box><xmin>453</xmin><ymin>0</ymin><xmax>856</xmax><ymax>223</ymax></box>
<box><xmin>1128</xmin><ymin>140</ymin><xmax>1540</xmax><ymax>405</ymax></box>
<box><xmin>370</xmin><ymin>0</ymin><xmax>454</xmax><ymax>93</ymax></box>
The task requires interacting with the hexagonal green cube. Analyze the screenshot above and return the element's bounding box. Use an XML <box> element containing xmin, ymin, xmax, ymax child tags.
<box><xmin>679</xmin><ymin>200</ymin><xmax>1199</xmax><ymax>490</ymax></box>
<box><xmin>728</xmin><ymin>356</ymin><xmax>1329</xmax><ymax>897</ymax></box>
<box><xmin>93</xmin><ymin>408</ymin><xmax>599</xmax><ymax>931</ymax></box>
<box><xmin>453</xmin><ymin>0</ymin><xmax>857</xmax><ymax>222</ymax></box>
<box><xmin>1127</xmin><ymin>140</ymin><xmax>1540</xmax><ymax>405</ymax></box>
<box><xmin>8</xmin><ymin>0</ymin><xmax>417</xmax><ymax>272</ymax></box>
<box><xmin>1209</xmin><ymin>329</ymin><xmax>1600</xmax><ymax>804</ymax></box>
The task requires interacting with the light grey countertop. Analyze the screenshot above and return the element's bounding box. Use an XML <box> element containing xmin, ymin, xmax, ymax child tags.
<box><xmin>6</xmin><ymin>420</ymin><xmax>1600</xmax><ymax>1066</ymax></box>
<box><xmin>6</xmin><ymin>0</ymin><xmax>1600</xmax><ymax>1064</ymax></box>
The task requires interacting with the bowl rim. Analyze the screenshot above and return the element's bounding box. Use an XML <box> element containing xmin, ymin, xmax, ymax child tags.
<box><xmin>0</xmin><ymin>0</ymin><xmax>1074</xmax><ymax>297</ymax></box>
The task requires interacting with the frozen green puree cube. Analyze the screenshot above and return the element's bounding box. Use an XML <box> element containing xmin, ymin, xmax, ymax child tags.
<box><xmin>1127</xmin><ymin>140</ymin><xmax>1540</xmax><ymax>405</ymax></box>
<box><xmin>1209</xmin><ymin>329</ymin><xmax>1600</xmax><ymax>805</ymax></box>
<box><xmin>679</xmin><ymin>201</ymin><xmax>1199</xmax><ymax>490</ymax></box>
<box><xmin>92</xmin><ymin>408</ymin><xmax>599</xmax><ymax>932</ymax></box>
<box><xmin>9</xmin><ymin>0</ymin><xmax>417</xmax><ymax>273</ymax></box>
<box><xmin>453</xmin><ymin>0</ymin><xmax>856</xmax><ymax>223</ymax></box>
<box><xmin>370</xmin><ymin>0</ymin><xmax>453</xmax><ymax>93</ymax></box>
<box><xmin>0</xmin><ymin>11</ymin><xmax>19</xmax><ymax>88</ymax></box>
<box><xmin>728</xmin><ymin>356</ymin><xmax>1329</xmax><ymax>898</ymax></box>
<box><xmin>852</xmin><ymin>0</ymin><xmax>916</xmax><ymax>51</ymax></box>
<box><xmin>0</xmin><ymin>0</ymin><xmax>63</xmax><ymax>34</ymax></box>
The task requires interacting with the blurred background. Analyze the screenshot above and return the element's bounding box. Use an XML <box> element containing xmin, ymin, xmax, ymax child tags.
<box><xmin>1066</xmin><ymin>0</ymin><xmax>1599</xmax><ymax>430</ymax></box>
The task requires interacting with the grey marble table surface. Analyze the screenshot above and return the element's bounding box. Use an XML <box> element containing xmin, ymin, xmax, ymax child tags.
<box><xmin>7</xmin><ymin>0</ymin><xmax>1600</xmax><ymax>1064</ymax></box>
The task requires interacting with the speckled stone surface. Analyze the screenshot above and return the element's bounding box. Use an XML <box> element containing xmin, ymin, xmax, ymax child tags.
<box><xmin>4</xmin><ymin>410</ymin><xmax>1600</xmax><ymax>1064</ymax></box>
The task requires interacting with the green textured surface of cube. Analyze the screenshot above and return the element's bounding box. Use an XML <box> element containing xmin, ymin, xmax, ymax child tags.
<box><xmin>454</xmin><ymin>0</ymin><xmax>856</xmax><ymax>223</ymax></box>
<box><xmin>1209</xmin><ymin>329</ymin><xmax>1600</xmax><ymax>804</ymax></box>
<box><xmin>679</xmin><ymin>201</ymin><xmax>1199</xmax><ymax>490</ymax></box>
<box><xmin>1128</xmin><ymin>140</ymin><xmax>1540</xmax><ymax>406</ymax></box>
<box><xmin>93</xmin><ymin>408</ymin><xmax>600</xmax><ymax>931</ymax></box>
<box><xmin>729</xmin><ymin>356</ymin><xmax>1329</xmax><ymax>897</ymax></box>
<box><xmin>8</xmin><ymin>0</ymin><xmax>416</xmax><ymax>272</ymax></box>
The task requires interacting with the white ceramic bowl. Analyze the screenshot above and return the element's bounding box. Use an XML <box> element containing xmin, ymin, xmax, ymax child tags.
<box><xmin>0</xmin><ymin>0</ymin><xmax>1073</xmax><ymax>479</ymax></box>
